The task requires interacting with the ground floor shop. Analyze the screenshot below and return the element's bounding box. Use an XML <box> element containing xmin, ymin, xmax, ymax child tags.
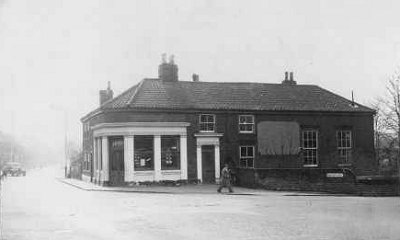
<box><xmin>82</xmin><ymin>122</ymin><xmax>223</xmax><ymax>185</ymax></box>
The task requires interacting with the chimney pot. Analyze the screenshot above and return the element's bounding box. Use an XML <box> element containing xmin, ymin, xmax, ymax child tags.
<box><xmin>290</xmin><ymin>72</ymin><xmax>294</xmax><ymax>81</ymax></box>
<box><xmin>158</xmin><ymin>54</ymin><xmax>178</xmax><ymax>82</ymax></box>
<box><xmin>192</xmin><ymin>74</ymin><xmax>199</xmax><ymax>82</ymax></box>
<box><xmin>99</xmin><ymin>82</ymin><xmax>113</xmax><ymax>106</ymax></box>
<box><xmin>285</xmin><ymin>71</ymin><xmax>288</xmax><ymax>81</ymax></box>
<box><xmin>161</xmin><ymin>53</ymin><xmax>167</xmax><ymax>63</ymax></box>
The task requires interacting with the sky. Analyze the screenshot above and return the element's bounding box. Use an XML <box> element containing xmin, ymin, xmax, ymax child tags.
<box><xmin>1</xmin><ymin>0</ymin><xmax>400</xmax><ymax>161</ymax></box>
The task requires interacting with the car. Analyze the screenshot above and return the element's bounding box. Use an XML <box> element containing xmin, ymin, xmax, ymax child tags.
<box><xmin>2</xmin><ymin>162</ymin><xmax>26</xmax><ymax>177</ymax></box>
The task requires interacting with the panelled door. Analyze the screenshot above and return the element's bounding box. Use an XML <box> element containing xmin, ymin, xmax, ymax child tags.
<box><xmin>202</xmin><ymin>145</ymin><xmax>215</xmax><ymax>183</ymax></box>
<box><xmin>109</xmin><ymin>137</ymin><xmax>125</xmax><ymax>185</ymax></box>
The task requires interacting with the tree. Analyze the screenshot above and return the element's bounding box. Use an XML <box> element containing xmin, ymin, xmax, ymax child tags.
<box><xmin>379</xmin><ymin>70</ymin><xmax>400</xmax><ymax>179</ymax></box>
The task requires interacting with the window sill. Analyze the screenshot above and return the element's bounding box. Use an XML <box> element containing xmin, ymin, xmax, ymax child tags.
<box><xmin>161</xmin><ymin>170</ymin><xmax>181</xmax><ymax>175</ymax></box>
<box><xmin>303</xmin><ymin>164</ymin><xmax>318</xmax><ymax>168</ymax></box>
<box><xmin>239</xmin><ymin>131</ymin><xmax>255</xmax><ymax>134</ymax></box>
<box><xmin>134</xmin><ymin>171</ymin><xmax>155</xmax><ymax>176</ymax></box>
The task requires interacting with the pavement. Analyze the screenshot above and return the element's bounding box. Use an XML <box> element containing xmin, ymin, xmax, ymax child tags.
<box><xmin>2</xmin><ymin>167</ymin><xmax>400</xmax><ymax>240</ymax></box>
<box><xmin>57</xmin><ymin>177</ymin><xmax>265</xmax><ymax>195</ymax></box>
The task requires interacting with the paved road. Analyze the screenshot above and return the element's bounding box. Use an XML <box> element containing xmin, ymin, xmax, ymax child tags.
<box><xmin>1</xmin><ymin>167</ymin><xmax>400</xmax><ymax>240</ymax></box>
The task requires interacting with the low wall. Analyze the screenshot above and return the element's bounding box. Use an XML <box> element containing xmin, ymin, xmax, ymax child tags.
<box><xmin>236</xmin><ymin>168</ymin><xmax>399</xmax><ymax>196</ymax></box>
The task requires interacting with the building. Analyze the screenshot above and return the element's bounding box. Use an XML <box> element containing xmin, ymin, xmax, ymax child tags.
<box><xmin>81</xmin><ymin>56</ymin><xmax>376</xmax><ymax>186</ymax></box>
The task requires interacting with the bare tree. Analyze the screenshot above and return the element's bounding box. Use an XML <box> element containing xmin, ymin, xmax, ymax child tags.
<box><xmin>379</xmin><ymin>71</ymin><xmax>400</xmax><ymax>180</ymax></box>
<box><xmin>370</xmin><ymin>100</ymin><xmax>386</xmax><ymax>150</ymax></box>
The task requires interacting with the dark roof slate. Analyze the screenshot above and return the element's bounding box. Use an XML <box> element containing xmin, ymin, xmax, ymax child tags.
<box><xmin>83</xmin><ymin>78</ymin><xmax>374</xmax><ymax>120</ymax></box>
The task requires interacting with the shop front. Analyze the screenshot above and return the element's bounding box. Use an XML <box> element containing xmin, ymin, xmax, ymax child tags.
<box><xmin>91</xmin><ymin>122</ymin><xmax>189</xmax><ymax>185</ymax></box>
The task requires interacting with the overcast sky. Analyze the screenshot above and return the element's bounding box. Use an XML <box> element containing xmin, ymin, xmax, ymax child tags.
<box><xmin>1</xmin><ymin>0</ymin><xmax>400</xmax><ymax>159</ymax></box>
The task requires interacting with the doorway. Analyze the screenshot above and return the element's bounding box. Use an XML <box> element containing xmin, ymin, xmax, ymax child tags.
<box><xmin>109</xmin><ymin>136</ymin><xmax>124</xmax><ymax>185</ymax></box>
<box><xmin>201</xmin><ymin>145</ymin><xmax>215</xmax><ymax>183</ymax></box>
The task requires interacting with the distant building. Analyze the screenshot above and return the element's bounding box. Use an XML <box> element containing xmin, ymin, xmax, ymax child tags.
<box><xmin>81</xmin><ymin>56</ymin><xmax>376</xmax><ymax>186</ymax></box>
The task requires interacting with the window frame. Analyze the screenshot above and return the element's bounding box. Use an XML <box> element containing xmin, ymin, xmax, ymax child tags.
<box><xmin>239</xmin><ymin>145</ymin><xmax>255</xmax><ymax>168</ymax></box>
<box><xmin>336</xmin><ymin>130</ymin><xmax>353</xmax><ymax>164</ymax></box>
<box><xmin>161</xmin><ymin>135</ymin><xmax>181</xmax><ymax>170</ymax></box>
<box><xmin>238</xmin><ymin>115</ymin><xmax>255</xmax><ymax>133</ymax></box>
<box><xmin>301</xmin><ymin>129</ymin><xmax>319</xmax><ymax>167</ymax></box>
<box><xmin>199</xmin><ymin>114</ymin><xmax>216</xmax><ymax>132</ymax></box>
<box><xmin>133</xmin><ymin>135</ymin><xmax>155</xmax><ymax>171</ymax></box>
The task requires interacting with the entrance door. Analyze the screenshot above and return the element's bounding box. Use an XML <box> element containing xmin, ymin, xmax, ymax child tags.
<box><xmin>202</xmin><ymin>145</ymin><xmax>215</xmax><ymax>183</ymax></box>
<box><xmin>109</xmin><ymin>137</ymin><xmax>124</xmax><ymax>185</ymax></box>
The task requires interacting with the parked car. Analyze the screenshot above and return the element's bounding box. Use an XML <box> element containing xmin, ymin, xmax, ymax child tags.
<box><xmin>2</xmin><ymin>162</ymin><xmax>26</xmax><ymax>177</ymax></box>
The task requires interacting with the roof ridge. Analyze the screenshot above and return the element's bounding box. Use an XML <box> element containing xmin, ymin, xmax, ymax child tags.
<box><xmin>127</xmin><ymin>79</ymin><xmax>146</xmax><ymax>106</ymax></box>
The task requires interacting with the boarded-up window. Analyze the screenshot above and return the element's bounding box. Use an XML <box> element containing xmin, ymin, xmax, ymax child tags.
<box><xmin>257</xmin><ymin>121</ymin><xmax>300</xmax><ymax>155</ymax></box>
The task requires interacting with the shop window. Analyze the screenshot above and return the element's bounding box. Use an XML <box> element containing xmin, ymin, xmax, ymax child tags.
<box><xmin>134</xmin><ymin>136</ymin><xmax>154</xmax><ymax>171</ymax></box>
<box><xmin>239</xmin><ymin>146</ymin><xmax>254</xmax><ymax>168</ymax></box>
<box><xmin>301</xmin><ymin>129</ymin><xmax>318</xmax><ymax>166</ymax></box>
<box><xmin>337</xmin><ymin>130</ymin><xmax>352</xmax><ymax>163</ymax></box>
<box><xmin>161</xmin><ymin>136</ymin><xmax>180</xmax><ymax>170</ymax></box>
<box><xmin>199</xmin><ymin>114</ymin><xmax>215</xmax><ymax>132</ymax></box>
<box><xmin>239</xmin><ymin>115</ymin><xmax>254</xmax><ymax>133</ymax></box>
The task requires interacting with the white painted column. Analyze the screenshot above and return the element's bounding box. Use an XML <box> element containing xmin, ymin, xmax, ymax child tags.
<box><xmin>124</xmin><ymin>136</ymin><xmax>134</xmax><ymax>182</ymax></box>
<box><xmin>93</xmin><ymin>138</ymin><xmax>97</xmax><ymax>182</ymax></box>
<box><xmin>196</xmin><ymin>145</ymin><xmax>202</xmax><ymax>183</ymax></box>
<box><xmin>101</xmin><ymin>136</ymin><xmax>109</xmax><ymax>183</ymax></box>
<box><xmin>97</xmin><ymin>138</ymin><xmax>102</xmax><ymax>181</ymax></box>
<box><xmin>154</xmin><ymin>135</ymin><xmax>161</xmax><ymax>181</ymax></box>
<box><xmin>214</xmin><ymin>144</ymin><xmax>221</xmax><ymax>182</ymax></box>
<box><xmin>180</xmin><ymin>135</ymin><xmax>188</xmax><ymax>180</ymax></box>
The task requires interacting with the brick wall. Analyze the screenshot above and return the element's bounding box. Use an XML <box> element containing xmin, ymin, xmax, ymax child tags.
<box><xmin>82</xmin><ymin>109</ymin><xmax>377</xmax><ymax>181</ymax></box>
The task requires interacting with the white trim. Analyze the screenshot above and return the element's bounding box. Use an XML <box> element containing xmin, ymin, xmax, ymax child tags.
<box><xmin>303</xmin><ymin>164</ymin><xmax>318</xmax><ymax>168</ymax></box>
<box><xmin>215</xmin><ymin>144</ymin><xmax>220</xmax><ymax>180</ymax></box>
<box><xmin>180</xmin><ymin>135</ymin><xmax>188</xmax><ymax>180</ymax></box>
<box><xmin>154</xmin><ymin>135</ymin><xmax>162</xmax><ymax>181</ymax></box>
<box><xmin>196</xmin><ymin>145</ymin><xmax>202</xmax><ymax>182</ymax></box>
<box><xmin>199</xmin><ymin>114</ymin><xmax>216</xmax><ymax>133</ymax></box>
<box><xmin>301</xmin><ymin>129</ymin><xmax>319</xmax><ymax>167</ymax></box>
<box><xmin>101</xmin><ymin>136</ymin><xmax>109</xmax><ymax>182</ymax></box>
<box><xmin>92</xmin><ymin>122</ymin><xmax>189</xmax><ymax>183</ymax></box>
<box><xmin>195</xmin><ymin>133</ymin><xmax>223</xmax><ymax>183</ymax></box>
<box><xmin>93</xmin><ymin>126</ymin><xmax>188</xmax><ymax>137</ymax></box>
<box><xmin>238</xmin><ymin>115</ymin><xmax>255</xmax><ymax>134</ymax></box>
<box><xmin>92</xmin><ymin>122</ymin><xmax>190</xmax><ymax>130</ymax></box>
<box><xmin>124</xmin><ymin>136</ymin><xmax>134</xmax><ymax>182</ymax></box>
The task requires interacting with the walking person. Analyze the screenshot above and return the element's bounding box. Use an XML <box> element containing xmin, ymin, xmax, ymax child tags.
<box><xmin>217</xmin><ymin>163</ymin><xmax>233</xmax><ymax>193</ymax></box>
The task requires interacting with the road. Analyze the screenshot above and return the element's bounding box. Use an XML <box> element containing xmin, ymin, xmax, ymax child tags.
<box><xmin>1</xmin><ymin>167</ymin><xmax>400</xmax><ymax>240</ymax></box>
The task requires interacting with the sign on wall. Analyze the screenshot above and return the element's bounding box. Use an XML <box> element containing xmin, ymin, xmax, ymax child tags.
<box><xmin>257</xmin><ymin>121</ymin><xmax>300</xmax><ymax>155</ymax></box>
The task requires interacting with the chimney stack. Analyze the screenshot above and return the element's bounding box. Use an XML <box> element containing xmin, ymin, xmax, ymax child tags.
<box><xmin>158</xmin><ymin>53</ymin><xmax>178</xmax><ymax>82</ymax></box>
<box><xmin>99</xmin><ymin>81</ymin><xmax>113</xmax><ymax>106</ymax></box>
<box><xmin>282</xmin><ymin>71</ymin><xmax>297</xmax><ymax>85</ymax></box>
<box><xmin>192</xmin><ymin>73</ymin><xmax>199</xmax><ymax>82</ymax></box>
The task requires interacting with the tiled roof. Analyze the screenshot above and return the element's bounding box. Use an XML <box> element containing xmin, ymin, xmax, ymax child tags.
<box><xmin>83</xmin><ymin>79</ymin><xmax>374</xmax><ymax>120</ymax></box>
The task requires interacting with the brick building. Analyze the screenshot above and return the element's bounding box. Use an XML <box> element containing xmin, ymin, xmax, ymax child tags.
<box><xmin>81</xmin><ymin>56</ymin><xmax>376</xmax><ymax>186</ymax></box>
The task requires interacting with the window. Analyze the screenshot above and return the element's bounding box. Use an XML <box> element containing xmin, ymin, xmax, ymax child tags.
<box><xmin>239</xmin><ymin>146</ymin><xmax>255</xmax><ymax>168</ymax></box>
<box><xmin>161</xmin><ymin>136</ymin><xmax>180</xmax><ymax>170</ymax></box>
<box><xmin>337</xmin><ymin>130</ymin><xmax>352</xmax><ymax>164</ymax></box>
<box><xmin>134</xmin><ymin>136</ymin><xmax>154</xmax><ymax>171</ymax></box>
<box><xmin>239</xmin><ymin>115</ymin><xmax>255</xmax><ymax>133</ymax></box>
<box><xmin>301</xmin><ymin>130</ymin><xmax>318</xmax><ymax>166</ymax></box>
<box><xmin>199</xmin><ymin>114</ymin><xmax>215</xmax><ymax>132</ymax></box>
